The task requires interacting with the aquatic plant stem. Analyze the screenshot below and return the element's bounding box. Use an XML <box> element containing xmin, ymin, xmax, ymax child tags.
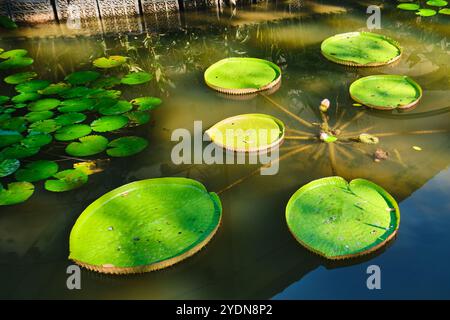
<box><xmin>216</xmin><ymin>144</ymin><xmax>312</xmax><ymax>195</ymax></box>
<box><xmin>260</xmin><ymin>93</ymin><xmax>314</xmax><ymax>128</ymax></box>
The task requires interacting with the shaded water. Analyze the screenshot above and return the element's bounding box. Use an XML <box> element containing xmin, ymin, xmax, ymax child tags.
<box><xmin>0</xmin><ymin>1</ymin><xmax>449</xmax><ymax>299</ymax></box>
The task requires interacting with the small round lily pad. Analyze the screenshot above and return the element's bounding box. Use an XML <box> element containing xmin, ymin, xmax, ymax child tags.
<box><xmin>54</xmin><ymin>124</ymin><xmax>92</xmax><ymax>141</ymax></box>
<box><xmin>99</xmin><ymin>100</ymin><xmax>132</xmax><ymax>115</ymax></box>
<box><xmin>15</xmin><ymin>80</ymin><xmax>50</xmax><ymax>93</ymax></box>
<box><xmin>58</xmin><ymin>98</ymin><xmax>95</xmax><ymax>113</ymax></box>
<box><xmin>439</xmin><ymin>8</ymin><xmax>450</xmax><ymax>14</ymax></box>
<box><xmin>21</xmin><ymin>133</ymin><xmax>53</xmax><ymax>148</ymax></box>
<box><xmin>29</xmin><ymin>98</ymin><xmax>61</xmax><ymax>112</ymax></box>
<box><xmin>29</xmin><ymin>119</ymin><xmax>61</xmax><ymax>134</ymax></box>
<box><xmin>349</xmin><ymin>75</ymin><xmax>422</xmax><ymax>110</ymax></box>
<box><xmin>25</xmin><ymin>111</ymin><xmax>54</xmax><ymax>123</ymax></box>
<box><xmin>426</xmin><ymin>0</ymin><xmax>447</xmax><ymax>6</ymax></box>
<box><xmin>0</xmin><ymin>158</ymin><xmax>20</xmax><ymax>177</ymax></box>
<box><xmin>0</xmin><ymin>144</ymin><xmax>40</xmax><ymax>159</ymax></box>
<box><xmin>321</xmin><ymin>32</ymin><xmax>402</xmax><ymax>67</ymax></box>
<box><xmin>397</xmin><ymin>3</ymin><xmax>420</xmax><ymax>10</ymax></box>
<box><xmin>65</xmin><ymin>71</ymin><xmax>101</xmax><ymax>85</ymax></box>
<box><xmin>91</xmin><ymin>115</ymin><xmax>128</xmax><ymax>132</ymax></box>
<box><xmin>54</xmin><ymin>113</ymin><xmax>87</xmax><ymax>126</ymax></box>
<box><xmin>121</xmin><ymin>72</ymin><xmax>152</xmax><ymax>85</ymax></box>
<box><xmin>0</xmin><ymin>182</ymin><xmax>34</xmax><ymax>206</ymax></box>
<box><xmin>0</xmin><ymin>49</ymin><xmax>28</xmax><ymax>59</ymax></box>
<box><xmin>0</xmin><ymin>130</ymin><xmax>23</xmax><ymax>148</ymax></box>
<box><xmin>15</xmin><ymin>160</ymin><xmax>59</xmax><ymax>182</ymax></box>
<box><xmin>106</xmin><ymin>136</ymin><xmax>148</xmax><ymax>157</ymax></box>
<box><xmin>69</xmin><ymin>177</ymin><xmax>222</xmax><ymax>273</ymax></box>
<box><xmin>125</xmin><ymin>111</ymin><xmax>150</xmax><ymax>126</ymax></box>
<box><xmin>66</xmin><ymin>135</ymin><xmax>109</xmax><ymax>157</ymax></box>
<box><xmin>91</xmin><ymin>76</ymin><xmax>121</xmax><ymax>89</ymax></box>
<box><xmin>131</xmin><ymin>96</ymin><xmax>162</xmax><ymax>110</ymax></box>
<box><xmin>0</xmin><ymin>56</ymin><xmax>34</xmax><ymax>70</ymax></box>
<box><xmin>45</xmin><ymin>169</ymin><xmax>88</xmax><ymax>192</ymax></box>
<box><xmin>204</xmin><ymin>57</ymin><xmax>281</xmax><ymax>94</ymax></box>
<box><xmin>0</xmin><ymin>95</ymin><xmax>10</xmax><ymax>105</ymax></box>
<box><xmin>12</xmin><ymin>92</ymin><xmax>41</xmax><ymax>104</ymax></box>
<box><xmin>416</xmin><ymin>8</ymin><xmax>437</xmax><ymax>16</ymax></box>
<box><xmin>4</xmin><ymin>72</ymin><xmax>38</xmax><ymax>85</ymax></box>
<box><xmin>93</xmin><ymin>56</ymin><xmax>127</xmax><ymax>69</ymax></box>
<box><xmin>38</xmin><ymin>82</ymin><xmax>71</xmax><ymax>95</ymax></box>
<box><xmin>0</xmin><ymin>117</ymin><xmax>27</xmax><ymax>132</ymax></box>
<box><xmin>205</xmin><ymin>113</ymin><xmax>285</xmax><ymax>152</ymax></box>
<box><xmin>286</xmin><ymin>176</ymin><xmax>400</xmax><ymax>259</ymax></box>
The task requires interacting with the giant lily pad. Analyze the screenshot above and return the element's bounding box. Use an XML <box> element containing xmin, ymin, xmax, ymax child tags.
<box><xmin>285</xmin><ymin>177</ymin><xmax>400</xmax><ymax>259</ymax></box>
<box><xmin>15</xmin><ymin>160</ymin><xmax>58</xmax><ymax>182</ymax></box>
<box><xmin>321</xmin><ymin>32</ymin><xmax>402</xmax><ymax>67</ymax></box>
<box><xmin>121</xmin><ymin>72</ymin><xmax>152</xmax><ymax>85</ymax></box>
<box><xmin>65</xmin><ymin>71</ymin><xmax>101</xmax><ymax>85</ymax></box>
<box><xmin>66</xmin><ymin>135</ymin><xmax>109</xmax><ymax>157</ymax></box>
<box><xmin>0</xmin><ymin>158</ymin><xmax>20</xmax><ymax>177</ymax></box>
<box><xmin>4</xmin><ymin>72</ymin><xmax>38</xmax><ymax>85</ymax></box>
<box><xmin>44</xmin><ymin>169</ymin><xmax>88</xmax><ymax>192</ymax></box>
<box><xmin>349</xmin><ymin>75</ymin><xmax>422</xmax><ymax>110</ymax></box>
<box><xmin>69</xmin><ymin>177</ymin><xmax>222</xmax><ymax>274</ymax></box>
<box><xmin>0</xmin><ymin>182</ymin><xmax>34</xmax><ymax>206</ymax></box>
<box><xmin>204</xmin><ymin>57</ymin><xmax>281</xmax><ymax>94</ymax></box>
<box><xmin>205</xmin><ymin>113</ymin><xmax>285</xmax><ymax>152</ymax></box>
<box><xmin>0</xmin><ymin>130</ymin><xmax>23</xmax><ymax>148</ymax></box>
<box><xmin>91</xmin><ymin>115</ymin><xmax>128</xmax><ymax>132</ymax></box>
<box><xmin>106</xmin><ymin>136</ymin><xmax>148</xmax><ymax>157</ymax></box>
<box><xmin>93</xmin><ymin>56</ymin><xmax>127</xmax><ymax>69</ymax></box>
<box><xmin>54</xmin><ymin>124</ymin><xmax>92</xmax><ymax>141</ymax></box>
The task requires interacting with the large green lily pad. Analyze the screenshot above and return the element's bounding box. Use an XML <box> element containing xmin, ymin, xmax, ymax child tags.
<box><xmin>25</xmin><ymin>111</ymin><xmax>54</xmax><ymax>123</ymax></box>
<box><xmin>416</xmin><ymin>8</ymin><xmax>437</xmax><ymax>16</ymax></box>
<box><xmin>0</xmin><ymin>182</ymin><xmax>34</xmax><ymax>206</ymax></box>
<box><xmin>11</xmin><ymin>92</ymin><xmax>41</xmax><ymax>104</ymax></box>
<box><xmin>121</xmin><ymin>72</ymin><xmax>152</xmax><ymax>85</ymax></box>
<box><xmin>69</xmin><ymin>177</ymin><xmax>222</xmax><ymax>274</ymax></box>
<box><xmin>54</xmin><ymin>124</ymin><xmax>92</xmax><ymax>141</ymax></box>
<box><xmin>93</xmin><ymin>56</ymin><xmax>127</xmax><ymax>69</ymax></box>
<box><xmin>91</xmin><ymin>76</ymin><xmax>121</xmax><ymax>89</ymax></box>
<box><xmin>65</xmin><ymin>71</ymin><xmax>101</xmax><ymax>85</ymax></box>
<box><xmin>29</xmin><ymin>119</ymin><xmax>61</xmax><ymax>134</ymax></box>
<box><xmin>285</xmin><ymin>176</ymin><xmax>400</xmax><ymax>259</ymax></box>
<box><xmin>91</xmin><ymin>115</ymin><xmax>128</xmax><ymax>132</ymax></box>
<box><xmin>349</xmin><ymin>75</ymin><xmax>422</xmax><ymax>110</ymax></box>
<box><xmin>38</xmin><ymin>82</ymin><xmax>71</xmax><ymax>95</ymax></box>
<box><xmin>4</xmin><ymin>72</ymin><xmax>38</xmax><ymax>85</ymax></box>
<box><xmin>21</xmin><ymin>133</ymin><xmax>52</xmax><ymax>148</ymax></box>
<box><xmin>426</xmin><ymin>0</ymin><xmax>448</xmax><ymax>6</ymax></box>
<box><xmin>397</xmin><ymin>3</ymin><xmax>420</xmax><ymax>11</ymax></box>
<box><xmin>0</xmin><ymin>158</ymin><xmax>20</xmax><ymax>177</ymax></box>
<box><xmin>66</xmin><ymin>135</ymin><xmax>109</xmax><ymax>157</ymax></box>
<box><xmin>0</xmin><ymin>56</ymin><xmax>34</xmax><ymax>70</ymax></box>
<box><xmin>106</xmin><ymin>136</ymin><xmax>148</xmax><ymax>157</ymax></box>
<box><xmin>44</xmin><ymin>169</ymin><xmax>88</xmax><ymax>192</ymax></box>
<box><xmin>321</xmin><ymin>32</ymin><xmax>402</xmax><ymax>67</ymax></box>
<box><xmin>15</xmin><ymin>160</ymin><xmax>59</xmax><ymax>182</ymax></box>
<box><xmin>205</xmin><ymin>113</ymin><xmax>285</xmax><ymax>152</ymax></box>
<box><xmin>0</xmin><ymin>117</ymin><xmax>27</xmax><ymax>132</ymax></box>
<box><xmin>125</xmin><ymin>111</ymin><xmax>150</xmax><ymax>126</ymax></box>
<box><xmin>0</xmin><ymin>49</ymin><xmax>28</xmax><ymax>59</ymax></box>
<box><xmin>204</xmin><ymin>57</ymin><xmax>281</xmax><ymax>94</ymax></box>
<box><xmin>58</xmin><ymin>98</ymin><xmax>95</xmax><ymax>113</ymax></box>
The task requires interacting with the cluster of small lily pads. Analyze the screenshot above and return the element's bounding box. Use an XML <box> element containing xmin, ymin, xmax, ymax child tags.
<box><xmin>397</xmin><ymin>0</ymin><xmax>450</xmax><ymax>16</ymax></box>
<box><xmin>0</xmin><ymin>48</ymin><xmax>162</xmax><ymax>206</ymax></box>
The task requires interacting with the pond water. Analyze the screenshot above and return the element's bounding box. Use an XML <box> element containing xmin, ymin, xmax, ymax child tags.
<box><xmin>0</xmin><ymin>0</ymin><xmax>449</xmax><ymax>299</ymax></box>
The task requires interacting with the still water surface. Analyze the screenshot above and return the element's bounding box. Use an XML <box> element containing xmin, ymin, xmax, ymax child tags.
<box><xmin>0</xmin><ymin>1</ymin><xmax>449</xmax><ymax>299</ymax></box>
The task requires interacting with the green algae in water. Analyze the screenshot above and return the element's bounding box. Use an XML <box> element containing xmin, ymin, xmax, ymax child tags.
<box><xmin>69</xmin><ymin>177</ymin><xmax>222</xmax><ymax>274</ymax></box>
<box><xmin>286</xmin><ymin>177</ymin><xmax>400</xmax><ymax>259</ymax></box>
